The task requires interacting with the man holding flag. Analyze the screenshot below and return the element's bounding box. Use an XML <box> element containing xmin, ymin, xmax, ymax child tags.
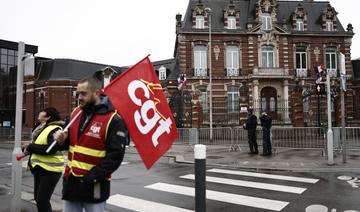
<box><xmin>54</xmin><ymin>56</ymin><xmax>178</xmax><ymax>211</ymax></box>
<box><xmin>54</xmin><ymin>77</ymin><xmax>128</xmax><ymax>212</ymax></box>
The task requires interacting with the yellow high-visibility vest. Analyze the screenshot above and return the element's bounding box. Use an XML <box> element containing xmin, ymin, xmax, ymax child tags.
<box><xmin>30</xmin><ymin>125</ymin><xmax>64</xmax><ymax>173</ymax></box>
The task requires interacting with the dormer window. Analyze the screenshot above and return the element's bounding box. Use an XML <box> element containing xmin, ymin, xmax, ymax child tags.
<box><xmin>321</xmin><ymin>4</ymin><xmax>337</xmax><ymax>31</ymax></box>
<box><xmin>195</xmin><ymin>15</ymin><xmax>205</xmax><ymax>29</ymax></box>
<box><xmin>296</xmin><ymin>19</ymin><xmax>304</xmax><ymax>31</ymax></box>
<box><xmin>227</xmin><ymin>16</ymin><xmax>236</xmax><ymax>29</ymax></box>
<box><xmin>261</xmin><ymin>13</ymin><xmax>272</xmax><ymax>30</ymax></box>
<box><xmin>158</xmin><ymin>65</ymin><xmax>166</xmax><ymax>80</ymax></box>
<box><xmin>292</xmin><ymin>4</ymin><xmax>307</xmax><ymax>31</ymax></box>
<box><xmin>326</xmin><ymin>19</ymin><xmax>333</xmax><ymax>31</ymax></box>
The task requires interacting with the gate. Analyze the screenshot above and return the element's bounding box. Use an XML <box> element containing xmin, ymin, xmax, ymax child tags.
<box><xmin>168</xmin><ymin>90</ymin><xmax>193</xmax><ymax>128</ymax></box>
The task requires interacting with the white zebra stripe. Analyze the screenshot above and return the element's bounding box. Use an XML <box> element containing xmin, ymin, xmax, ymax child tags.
<box><xmin>145</xmin><ymin>182</ymin><xmax>289</xmax><ymax>211</ymax></box>
<box><xmin>208</xmin><ymin>168</ymin><xmax>319</xmax><ymax>183</ymax></box>
<box><xmin>107</xmin><ymin>194</ymin><xmax>194</xmax><ymax>212</ymax></box>
<box><xmin>180</xmin><ymin>174</ymin><xmax>307</xmax><ymax>194</ymax></box>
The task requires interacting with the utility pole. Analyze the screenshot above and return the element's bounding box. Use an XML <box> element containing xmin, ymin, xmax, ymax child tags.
<box><xmin>338</xmin><ymin>52</ymin><xmax>347</xmax><ymax>163</ymax></box>
<box><xmin>205</xmin><ymin>7</ymin><xmax>213</xmax><ymax>142</ymax></box>
<box><xmin>326</xmin><ymin>73</ymin><xmax>334</xmax><ymax>165</ymax></box>
<box><xmin>11</xmin><ymin>42</ymin><xmax>25</xmax><ymax>212</ymax></box>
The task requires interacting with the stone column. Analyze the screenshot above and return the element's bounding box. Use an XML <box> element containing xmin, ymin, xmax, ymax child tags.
<box><xmin>283</xmin><ymin>80</ymin><xmax>290</xmax><ymax>123</ymax></box>
<box><xmin>253</xmin><ymin>80</ymin><xmax>260</xmax><ymax>118</ymax></box>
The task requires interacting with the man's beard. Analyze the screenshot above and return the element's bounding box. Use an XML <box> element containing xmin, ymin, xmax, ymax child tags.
<box><xmin>79</xmin><ymin>97</ymin><xmax>96</xmax><ymax>109</ymax></box>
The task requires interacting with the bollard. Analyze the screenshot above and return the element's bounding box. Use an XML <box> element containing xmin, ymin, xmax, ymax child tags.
<box><xmin>195</xmin><ymin>144</ymin><xmax>206</xmax><ymax>212</ymax></box>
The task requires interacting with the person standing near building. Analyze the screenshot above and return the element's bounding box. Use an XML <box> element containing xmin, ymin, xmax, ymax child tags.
<box><xmin>243</xmin><ymin>108</ymin><xmax>258</xmax><ymax>154</ymax></box>
<box><xmin>54</xmin><ymin>77</ymin><xmax>128</xmax><ymax>212</ymax></box>
<box><xmin>23</xmin><ymin>107</ymin><xmax>65</xmax><ymax>212</ymax></box>
<box><xmin>260</xmin><ymin>112</ymin><xmax>272</xmax><ymax>156</ymax></box>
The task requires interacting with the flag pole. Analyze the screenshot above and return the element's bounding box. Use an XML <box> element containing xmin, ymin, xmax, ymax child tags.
<box><xmin>45</xmin><ymin>110</ymin><xmax>83</xmax><ymax>153</ymax></box>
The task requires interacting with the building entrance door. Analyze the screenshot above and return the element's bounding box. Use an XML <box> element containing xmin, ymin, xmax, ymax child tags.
<box><xmin>260</xmin><ymin>87</ymin><xmax>277</xmax><ymax>120</ymax></box>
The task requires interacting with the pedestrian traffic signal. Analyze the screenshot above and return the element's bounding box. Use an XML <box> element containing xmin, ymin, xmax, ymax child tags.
<box><xmin>315</xmin><ymin>83</ymin><xmax>325</xmax><ymax>94</ymax></box>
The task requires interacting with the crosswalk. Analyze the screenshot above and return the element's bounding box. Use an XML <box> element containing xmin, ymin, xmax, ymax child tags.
<box><xmin>106</xmin><ymin>168</ymin><xmax>319</xmax><ymax>212</ymax></box>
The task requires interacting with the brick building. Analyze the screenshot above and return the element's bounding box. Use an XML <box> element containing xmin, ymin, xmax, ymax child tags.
<box><xmin>23</xmin><ymin>58</ymin><xmax>124</xmax><ymax>128</ymax></box>
<box><xmin>169</xmin><ymin>0</ymin><xmax>355</xmax><ymax>127</ymax></box>
<box><xmin>23</xmin><ymin>58</ymin><xmax>176</xmax><ymax>128</ymax></box>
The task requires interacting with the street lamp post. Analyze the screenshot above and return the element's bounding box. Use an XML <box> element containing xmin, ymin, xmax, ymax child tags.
<box><xmin>205</xmin><ymin>7</ymin><xmax>213</xmax><ymax>141</ymax></box>
<box><xmin>11</xmin><ymin>42</ymin><xmax>25</xmax><ymax>212</ymax></box>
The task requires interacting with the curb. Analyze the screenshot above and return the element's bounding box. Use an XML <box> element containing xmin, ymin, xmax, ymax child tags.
<box><xmin>173</xmin><ymin>154</ymin><xmax>360</xmax><ymax>173</ymax></box>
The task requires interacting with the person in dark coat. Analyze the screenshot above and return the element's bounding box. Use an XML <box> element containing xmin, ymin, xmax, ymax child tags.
<box><xmin>54</xmin><ymin>77</ymin><xmax>128</xmax><ymax>212</ymax></box>
<box><xmin>243</xmin><ymin>108</ymin><xmax>258</xmax><ymax>154</ymax></box>
<box><xmin>260</xmin><ymin>112</ymin><xmax>272</xmax><ymax>156</ymax></box>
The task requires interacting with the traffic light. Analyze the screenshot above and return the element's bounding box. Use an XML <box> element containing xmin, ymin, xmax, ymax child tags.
<box><xmin>315</xmin><ymin>83</ymin><xmax>325</xmax><ymax>94</ymax></box>
<box><xmin>314</xmin><ymin>64</ymin><xmax>326</xmax><ymax>94</ymax></box>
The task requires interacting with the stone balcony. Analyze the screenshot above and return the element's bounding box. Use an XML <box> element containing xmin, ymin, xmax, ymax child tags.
<box><xmin>252</xmin><ymin>67</ymin><xmax>291</xmax><ymax>79</ymax></box>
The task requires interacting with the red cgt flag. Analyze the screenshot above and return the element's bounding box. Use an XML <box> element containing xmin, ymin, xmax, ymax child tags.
<box><xmin>103</xmin><ymin>56</ymin><xmax>179</xmax><ymax>169</ymax></box>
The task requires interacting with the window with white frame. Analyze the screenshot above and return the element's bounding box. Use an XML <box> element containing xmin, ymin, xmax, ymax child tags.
<box><xmin>193</xmin><ymin>46</ymin><xmax>207</xmax><ymax>77</ymax></box>
<box><xmin>195</xmin><ymin>15</ymin><xmax>205</xmax><ymax>29</ymax></box>
<box><xmin>227</xmin><ymin>16</ymin><xmax>236</xmax><ymax>29</ymax></box>
<box><xmin>326</xmin><ymin>19</ymin><xmax>333</xmax><ymax>31</ymax></box>
<box><xmin>296</xmin><ymin>46</ymin><xmax>307</xmax><ymax>70</ymax></box>
<box><xmin>158</xmin><ymin>65</ymin><xmax>166</xmax><ymax>80</ymax></box>
<box><xmin>226</xmin><ymin>45</ymin><xmax>239</xmax><ymax>76</ymax></box>
<box><xmin>261</xmin><ymin>13</ymin><xmax>272</xmax><ymax>30</ymax></box>
<box><xmin>296</xmin><ymin>19</ymin><xmax>304</xmax><ymax>31</ymax></box>
<box><xmin>261</xmin><ymin>46</ymin><xmax>275</xmax><ymax>68</ymax></box>
<box><xmin>227</xmin><ymin>87</ymin><xmax>239</xmax><ymax>112</ymax></box>
<box><xmin>200</xmin><ymin>91</ymin><xmax>208</xmax><ymax>112</ymax></box>
<box><xmin>326</xmin><ymin>48</ymin><xmax>336</xmax><ymax>72</ymax></box>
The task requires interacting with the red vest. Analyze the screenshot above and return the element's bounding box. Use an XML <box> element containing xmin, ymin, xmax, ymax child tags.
<box><xmin>64</xmin><ymin>107</ymin><xmax>116</xmax><ymax>178</ymax></box>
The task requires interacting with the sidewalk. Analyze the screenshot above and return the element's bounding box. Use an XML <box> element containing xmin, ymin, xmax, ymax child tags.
<box><xmin>164</xmin><ymin>144</ymin><xmax>360</xmax><ymax>172</ymax></box>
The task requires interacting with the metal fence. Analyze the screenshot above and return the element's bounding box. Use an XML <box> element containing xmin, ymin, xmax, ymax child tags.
<box><xmin>0</xmin><ymin>127</ymin><xmax>32</xmax><ymax>141</ymax></box>
<box><xmin>173</xmin><ymin>127</ymin><xmax>360</xmax><ymax>152</ymax></box>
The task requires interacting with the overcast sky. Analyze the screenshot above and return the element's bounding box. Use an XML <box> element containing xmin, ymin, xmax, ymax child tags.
<box><xmin>1</xmin><ymin>0</ymin><xmax>359</xmax><ymax>66</ymax></box>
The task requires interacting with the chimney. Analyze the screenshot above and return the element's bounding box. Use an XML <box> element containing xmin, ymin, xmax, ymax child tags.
<box><xmin>176</xmin><ymin>13</ymin><xmax>182</xmax><ymax>33</ymax></box>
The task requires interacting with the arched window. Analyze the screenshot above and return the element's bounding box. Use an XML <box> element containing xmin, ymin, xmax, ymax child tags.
<box><xmin>296</xmin><ymin>46</ymin><xmax>307</xmax><ymax>77</ymax></box>
<box><xmin>261</xmin><ymin>13</ymin><xmax>272</xmax><ymax>30</ymax></box>
<box><xmin>261</xmin><ymin>46</ymin><xmax>275</xmax><ymax>68</ymax></box>
<box><xmin>193</xmin><ymin>45</ymin><xmax>207</xmax><ymax>77</ymax></box>
<box><xmin>226</xmin><ymin>45</ymin><xmax>239</xmax><ymax>76</ymax></box>
<box><xmin>158</xmin><ymin>65</ymin><xmax>166</xmax><ymax>80</ymax></box>
<box><xmin>296</xmin><ymin>19</ymin><xmax>304</xmax><ymax>31</ymax></box>
<box><xmin>326</xmin><ymin>48</ymin><xmax>336</xmax><ymax>76</ymax></box>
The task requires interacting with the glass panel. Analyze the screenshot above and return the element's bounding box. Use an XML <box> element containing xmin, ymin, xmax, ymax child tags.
<box><xmin>228</xmin><ymin>16</ymin><xmax>236</xmax><ymax>29</ymax></box>
<box><xmin>269</xmin><ymin>52</ymin><xmax>274</xmax><ymax>67</ymax></box>
<box><xmin>226</xmin><ymin>46</ymin><xmax>239</xmax><ymax>70</ymax></box>
<box><xmin>331</xmin><ymin>54</ymin><xmax>336</xmax><ymax>69</ymax></box>
<box><xmin>303</xmin><ymin>97</ymin><xmax>309</xmax><ymax>112</ymax></box>
<box><xmin>261</xmin><ymin>97</ymin><xmax>266</xmax><ymax>111</ymax></box>
<box><xmin>1</xmin><ymin>55</ymin><xmax>7</xmax><ymax>64</ymax></box>
<box><xmin>8</xmin><ymin>56</ymin><xmax>15</xmax><ymax>65</ymax></box>
<box><xmin>296</xmin><ymin>53</ymin><xmax>301</xmax><ymax>69</ymax></box>
<box><xmin>301</xmin><ymin>52</ymin><xmax>307</xmax><ymax>69</ymax></box>
<box><xmin>194</xmin><ymin>46</ymin><xmax>207</xmax><ymax>76</ymax></box>
<box><xmin>201</xmin><ymin>91</ymin><xmax>208</xmax><ymax>112</ymax></box>
<box><xmin>270</xmin><ymin>97</ymin><xmax>275</xmax><ymax>112</ymax></box>
<box><xmin>8</xmin><ymin>50</ymin><xmax>15</xmax><ymax>56</ymax></box>
<box><xmin>1</xmin><ymin>48</ymin><xmax>7</xmax><ymax>54</ymax></box>
<box><xmin>196</xmin><ymin>16</ymin><xmax>205</xmax><ymax>29</ymax></box>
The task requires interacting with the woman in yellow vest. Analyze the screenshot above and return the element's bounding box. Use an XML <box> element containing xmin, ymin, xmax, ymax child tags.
<box><xmin>24</xmin><ymin>107</ymin><xmax>65</xmax><ymax>212</ymax></box>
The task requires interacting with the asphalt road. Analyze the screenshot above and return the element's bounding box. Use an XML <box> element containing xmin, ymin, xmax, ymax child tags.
<box><xmin>0</xmin><ymin>148</ymin><xmax>360</xmax><ymax>211</ymax></box>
